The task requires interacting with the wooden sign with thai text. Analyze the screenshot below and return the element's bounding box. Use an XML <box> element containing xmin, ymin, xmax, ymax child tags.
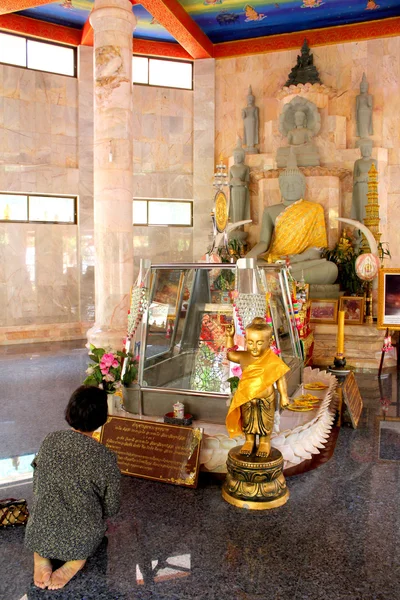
<box><xmin>343</xmin><ymin>372</ymin><xmax>363</xmax><ymax>429</ymax></box>
<box><xmin>99</xmin><ymin>416</ymin><xmax>203</xmax><ymax>488</ymax></box>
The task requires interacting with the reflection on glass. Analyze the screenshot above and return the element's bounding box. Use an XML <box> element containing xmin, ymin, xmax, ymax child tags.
<box><xmin>26</xmin><ymin>233</ymin><xmax>36</xmax><ymax>284</ymax></box>
<box><xmin>81</xmin><ymin>234</ymin><xmax>95</xmax><ymax>275</ymax></box>
<box><xmin>145</xmin><ymin>270</ymin><xmax>184</xmax><ymax>360</ymax></box>
<box><xmin>62</xmin><ymin>233</ymin><xmax>77</xmax><ymax>275</ymax></box>
<box><xmin>0</xmin><ymin>453</ymin><xmax>35</xmax><ymax>486</ymax></box>
<box><xmin>378</xmin><ymin>420</ymin><xmax>400</xmax><ymax>461</ymax></box>
<box><xmin>29</xmin><ymin>196</ymin><xmax>75</xmax><ymax>223</ymax></box>
<box><xmin>136</xmin><ymin>553</ymin><xmax>191</xmax><ymax>585</ymax></box>
<box><xmin>142</xmin><ymin>267</ymin><xmax>235</xmax><ymax>394</ymax></box>
<box><xmin>0</xmin><ymin>194</ymin><xmax>28</xmax><ymax>221</ymax></box>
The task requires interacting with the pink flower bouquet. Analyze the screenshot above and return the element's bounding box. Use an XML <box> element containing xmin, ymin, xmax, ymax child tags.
<box><xmin>83</xmin><ymin>345</ymin><xmax>139</xmax><ymax>394</ymax></box>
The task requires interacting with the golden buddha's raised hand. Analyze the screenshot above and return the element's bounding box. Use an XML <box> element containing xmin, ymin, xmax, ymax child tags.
<box><xmin>225</xmin><ymin>322</ymin><xmax>235</xmax><ymax>338</ymax></box>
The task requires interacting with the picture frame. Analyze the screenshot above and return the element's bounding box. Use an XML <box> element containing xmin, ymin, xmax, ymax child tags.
<box><xmin>339</xmin><ymin>296</ymin><xmax>365</xmax><ymax>325</ymax></box>
<box><xmin>378</xmin><ymin>268</ymin><xmax>400</xmax><ymax>330</ymax></box>
<box><xmin>309</xmin><ymin>298</ymin><xmax>338</xmax><ymax>324</ymax></box>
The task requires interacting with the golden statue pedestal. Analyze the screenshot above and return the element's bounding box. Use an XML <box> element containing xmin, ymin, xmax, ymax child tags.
<box><xmin>222</xmin><ymin>446</ymin><xmax>289</xmax><ymax>510</ymax></box>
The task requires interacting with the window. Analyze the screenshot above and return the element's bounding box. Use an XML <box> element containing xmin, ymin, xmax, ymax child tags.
<box><xmin>0</xmin><ymin>32</ymin><xmax>26</xmax><ymax>67</ymax></box>
<box><xmin>27</xmin><ymin>40</ymin><xmax>75</xmax><ymax>77</ymax></box>
<box><xmin>132</xmin><ymin>56</ymin><xmax>192</xmax><ymax>90</ymax></box>
<box><xmin>0</xmin><ymin>32</ymin><xmax>76</xmax><ymax>77</ymax></box>
<box><xmin>0</xmin><ymin>194</ymin><xmax>27</xmax><ymax>221</ymax></box>
<box><xmin>132</xmin><ymin>56</ymin><xmax>149</xmax><ymax>85</ymax></box>
<box><xmin>133</xmin><ymin>199</ymin><xmax>192</xmax><ymax>226</ymax></box>
<box><xmin>0</xmin><ymin>193</ymin><xmax>77</xmax><ymax>224</ymax></box>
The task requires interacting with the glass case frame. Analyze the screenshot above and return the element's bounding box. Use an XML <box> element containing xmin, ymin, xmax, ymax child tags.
<box><xmin>136</xmin><ymin>262</ymin><xmax>303</xmax><ymax>424</ymax></box>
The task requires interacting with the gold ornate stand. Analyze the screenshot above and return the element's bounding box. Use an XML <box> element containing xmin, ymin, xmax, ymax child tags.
<box><xmin>222</xmin><ymin>446</ymin><xmax>289</xmax><ymax>510</ymax></box>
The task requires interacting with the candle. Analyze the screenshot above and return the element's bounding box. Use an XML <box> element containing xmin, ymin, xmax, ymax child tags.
<box><xmin>337</xmin><ymin>310</ymin><xmax>345</xmax><ymax>355</ymax></box>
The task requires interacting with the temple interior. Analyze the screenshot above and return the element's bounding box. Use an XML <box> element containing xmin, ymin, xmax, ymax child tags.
<box><xmin>1</xmin><ymin>1</ymin><xmax>400</xmax><ymax>599</ymax></box>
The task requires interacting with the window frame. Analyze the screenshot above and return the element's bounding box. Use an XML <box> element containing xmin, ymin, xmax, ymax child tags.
<box><xmin>133</xmin><ymin>198</ymin><xmax>193</xmax><ymax>227</ymax></box>
<box><xmin>0</xmin><ymin>192</ymin><xmax>78</xmax><ymax>224</ymax></box>
<box><xmin>0</xmin><ymin>31</ymin><xmax>77</xmax><ymax>78</ymax></box>
<box><xmin>132</xmin><ymin>55</ymin><xmax>193</xmax><ymax>91</ymax></box>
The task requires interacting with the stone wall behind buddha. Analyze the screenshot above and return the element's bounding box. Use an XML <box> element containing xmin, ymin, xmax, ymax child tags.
<box><xmin>215</xmin><ymin>37</ymin><xmax>400</xmax><ymax>264</ymax></box>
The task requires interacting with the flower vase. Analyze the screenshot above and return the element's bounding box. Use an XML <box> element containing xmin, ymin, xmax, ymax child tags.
<box><xmin>107</xmin><ymin>393</ymin><xmax>115</xmax><ymax>414</ymax></box>
<box><xmin>107</xmin><ymin>393</ymin><xmax>121</xmax><ymax>413</ymax></box>
<box><xmin>122</xmin><ymin>383</ymin><xmax>141</xmax><ymax>414</ymax></box>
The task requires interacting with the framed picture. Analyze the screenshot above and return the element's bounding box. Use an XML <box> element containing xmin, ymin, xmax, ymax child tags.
<box><xmin>378</xmin><ymin>268</ymin><xmax>400</xmax><ymax>330</ymax></box>
<box><xmin>339</xmin><ymin>296</ymin><xmax>365</xmax><ymax>325</ymax></box>
<box><xmin>309</xmin><ymin>298</ymin><xmax>338</xmax><ymax>324</ymax></box>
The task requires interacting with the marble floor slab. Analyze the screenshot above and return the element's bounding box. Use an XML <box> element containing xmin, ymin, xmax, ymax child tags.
<box><xmin>1</xmin><ymin>342</ymin><xmax>400</xmax><ymax>600</ymax></box>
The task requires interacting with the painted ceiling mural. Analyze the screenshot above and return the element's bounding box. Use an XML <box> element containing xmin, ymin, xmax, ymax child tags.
<box><xmin>10</xmin><ymin>0</ymin><xmax>400</xmax><ymax>46</ymax></box>
<box><xmin>177</xmin><ymin>0</ymin><xmax>400</xmax><ymax>44</ymax></box>
<box><xmin>17</xmin><ymin>1</ymin><xmax>177</xmax><ymax>43</ymax></box>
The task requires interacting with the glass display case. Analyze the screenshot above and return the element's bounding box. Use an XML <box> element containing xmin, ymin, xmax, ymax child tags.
<box><xmin>136</xmin><ymin>262</ymin><xmax>303</xmax><ymax>424</ymax></box>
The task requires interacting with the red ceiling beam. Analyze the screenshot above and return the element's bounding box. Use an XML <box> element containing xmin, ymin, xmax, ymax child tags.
<box><xmin>80</xmin><ymin>16</ymin><xmax>93</xmax><ymax>47</ymax></box>
<box><xmin>0</xmin><ymin>0</ymin><xmax>55</xmax><ymax>16</ymax></box>
<box><xmin>214</xmin><ymin>16</ymin><xmax>400</xmax><ymax>59</ymax></box>
<box><xmin>133</xmin><ymin>38</ymin><xmax>191</xmax><ymax>60</ymax></box>
<box><xmin>138</xmin><ymin>0</ymin><xmax>213</xmax><ymax>59</ymax></box>
<box><xmin>0</xmin><ymin>13</ymin><xmax>81</xmax><ymax>45</ymax></box>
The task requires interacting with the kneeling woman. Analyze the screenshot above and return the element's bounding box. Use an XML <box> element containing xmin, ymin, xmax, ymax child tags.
<box><xmin>25</xmin><ymin>386</ymin><xmax>121</xmax><ymax>590</ymax></box>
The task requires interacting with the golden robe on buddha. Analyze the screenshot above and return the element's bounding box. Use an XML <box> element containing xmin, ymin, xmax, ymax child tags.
<box><xmin>226</xmin><ymin>350</ymin><xmax>290</xmax><ymax>438</ymax></box>
<box><xmin>265</xmin><ymin>199</ymin><xmax>327</xmax><ymax>262</ymax></box>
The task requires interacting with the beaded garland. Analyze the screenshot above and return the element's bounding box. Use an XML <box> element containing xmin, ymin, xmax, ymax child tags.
<box><xmin>127</xmin><ymin>283</ymin><xmax>148</xmax><ymax>341</ymax></box>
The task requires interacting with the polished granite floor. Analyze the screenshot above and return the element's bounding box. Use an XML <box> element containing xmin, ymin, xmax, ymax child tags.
<box><xmin>1</xmin><ymin>342</ymin><xmax>400</xmax><ymax>600</ymax></box>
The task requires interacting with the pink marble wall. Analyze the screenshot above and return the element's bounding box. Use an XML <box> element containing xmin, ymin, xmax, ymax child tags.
<box><xmin>0</xmin><ymin>62</ymin><xmax>81</xmax><ymax>337</ymax></box>
<box><xmin>215</xmin><ymin>37</ymin><xmax>400</xmax><ymax>264</ymax></box>
<box><xmin>132</xmin><ymin>83</ymin><xmax>194</xmax><ymax>272</ymax></box>
<box><xmin>0</xmin><ymin>51</ymin><xmax>197</xmax><ymax>342</ymax></box>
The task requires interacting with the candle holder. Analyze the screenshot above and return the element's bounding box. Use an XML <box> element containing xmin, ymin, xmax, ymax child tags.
<box><xmin>333</xmin><ymin>353</ymin><xmax>346</xmax><ymax>369</ymax></box>
<box><xmin>328</xmin><ymin>353</ymin><xmax>351</xmax><ymax>377</ymax></box>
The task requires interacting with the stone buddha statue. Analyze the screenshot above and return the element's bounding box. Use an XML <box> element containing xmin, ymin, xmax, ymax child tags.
<box><xmin>276</xmin><ymin>97</ymin><xmax>320</xmax><ymax>168</ymax></box>
<box><xmin>247</xmin><ymin>151</ymin><xmax>338</xmax><ymax>285</ymax></box>
<box><xmin>242</xmin><ymin>85</ymin><xmax>259</xmax><ymax>154</ymax></box>
<box><xmin>356</xmin><ymin>73</ymin><xmax>373</xmax><ymax>140</ymax></box>
<box><xmin>351</xmin><ymin>139</ymin><xmax>377</xmax><ymax>222</ymax></box>
<box><xmin>229</xmin><ymin>138</ymin><xmax>250</xmax><ymax>224</ymax></box>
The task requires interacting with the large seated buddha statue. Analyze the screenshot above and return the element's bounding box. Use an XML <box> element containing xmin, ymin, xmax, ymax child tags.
<box><xmin>246</xmin><ymin>151</ymin><xmax>338</xmax><ymax>285</ymax></box>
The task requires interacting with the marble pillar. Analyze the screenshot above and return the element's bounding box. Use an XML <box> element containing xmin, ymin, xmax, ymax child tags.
<box><xmin>87</xmin><ymin>0</ymin><xmax>136</xmax><ymax>350</ymax></box>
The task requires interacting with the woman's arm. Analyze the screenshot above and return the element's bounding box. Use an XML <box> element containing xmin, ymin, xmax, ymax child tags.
<box><xmin>102</xmin><ymin>458</ymin><xmax>121</xmax><ymax>518</ymax></box>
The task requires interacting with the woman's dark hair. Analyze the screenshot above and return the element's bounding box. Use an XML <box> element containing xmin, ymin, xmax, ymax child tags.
<box><xmin>65</xmin><ymin>385</ymin><xmax>108</xmax><ymax>432</ymax></box>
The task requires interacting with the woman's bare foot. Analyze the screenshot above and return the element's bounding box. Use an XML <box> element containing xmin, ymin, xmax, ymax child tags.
<box><xmin>33</xmin><ymin>552</ymin><xmax>52</xmax><ymax>589</ymax></box>
<box><xmin>48</xmin><ymin>559</ymin><xmax>86</xmax><ymax>590</ymax></box>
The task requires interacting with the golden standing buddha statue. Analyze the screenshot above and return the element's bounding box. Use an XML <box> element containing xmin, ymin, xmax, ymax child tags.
<box><xmin>225</xmin><ymin>318</ymin><xmax>290</xmax><ymax>458</ymax></box>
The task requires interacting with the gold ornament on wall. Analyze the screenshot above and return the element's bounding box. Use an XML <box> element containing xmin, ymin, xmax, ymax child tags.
<box><xmin>214</xmin><ymin>190</ymin><xmax>228</xmax><ymax>233</ymax></box>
